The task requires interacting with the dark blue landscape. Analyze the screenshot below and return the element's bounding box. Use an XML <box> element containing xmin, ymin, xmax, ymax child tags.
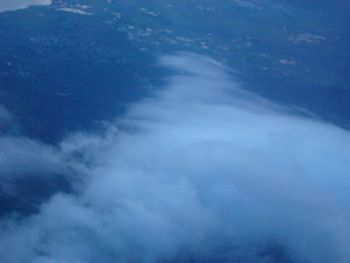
<box><xmin>0</xmin><ymin>1</ymin><xmax>349</xmax><ymax>262</ymax></box>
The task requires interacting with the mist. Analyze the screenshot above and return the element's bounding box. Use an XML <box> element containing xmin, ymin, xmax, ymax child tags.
<box><xmin>1</xmin><ymin>53</ymin><xmax>350</xmax><ymax>263</ymax></box>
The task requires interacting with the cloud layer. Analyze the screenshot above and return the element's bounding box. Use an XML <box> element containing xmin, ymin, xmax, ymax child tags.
<box><xmin>0</xmin><ymin>0</ymin><xmax>51</xmax><ymax>13</ymax></box>
<box><xmin>1</xmin><ymin>53</ymin><xmax>350</xmax><ymax>263</ymax></box>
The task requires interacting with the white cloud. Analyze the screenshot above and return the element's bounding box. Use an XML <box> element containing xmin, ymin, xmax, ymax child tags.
<box><xmin>0</xmin><ymin>105</ymin><xmax>14</xmax><ymax>130</ymax></box>
<box><xmin>0</xmin><ymin>53</ymin><xmax>350</xmax><ymax>262</ymax></box>
<box><xmin>0</xmin><ymin>136</ymin><xmax>64</xmax><ymax>179</ymax></box>
<box><xmin>0</xmin><ymin>0</ymin><xmax>51</xmax><ymax>13</ymax></box>
<box><xmin>56</xmin><ymin>7</ymin><xmax>93</xmax><ymax>16</ymax></box>
<box><xmin>0</xmin><ymin>104</ymin><xmax>72</xmax><ymax>181</ymax></box>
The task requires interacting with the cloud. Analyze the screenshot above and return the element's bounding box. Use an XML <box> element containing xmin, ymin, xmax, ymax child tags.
<box><xmin>0</xmin><ymin>134</ymin><xmax>77</xmax><ymax>216</ymax></box>
<box><xmin>0</xmin><ymin>105</ymin><xmax>15</xmax><ymax>132</ymax></box>
<box><xmin>1</xmin><ymin>53</ymin><xmax>350</xmax><ymax>263</ymax></box>
<box><xmin>57</xmin><ymin>7</ymin><xmax>93</xmax><ymax>16</ymax></box>
<box><xmin>0</xmin><ymin>0</ymin><xmax>51</xmax><ymax>13</ymax></box>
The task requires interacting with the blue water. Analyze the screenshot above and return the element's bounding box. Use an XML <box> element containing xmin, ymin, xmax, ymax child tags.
<box><xmin>0</xmin><ymin>8</ymin><xmax>160</xmax><ymax>143</ymax></box>
<box><xmin>1</xmin><ymin>1</ymin><xmax>349</xmax><ymax>144</ymax></box>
